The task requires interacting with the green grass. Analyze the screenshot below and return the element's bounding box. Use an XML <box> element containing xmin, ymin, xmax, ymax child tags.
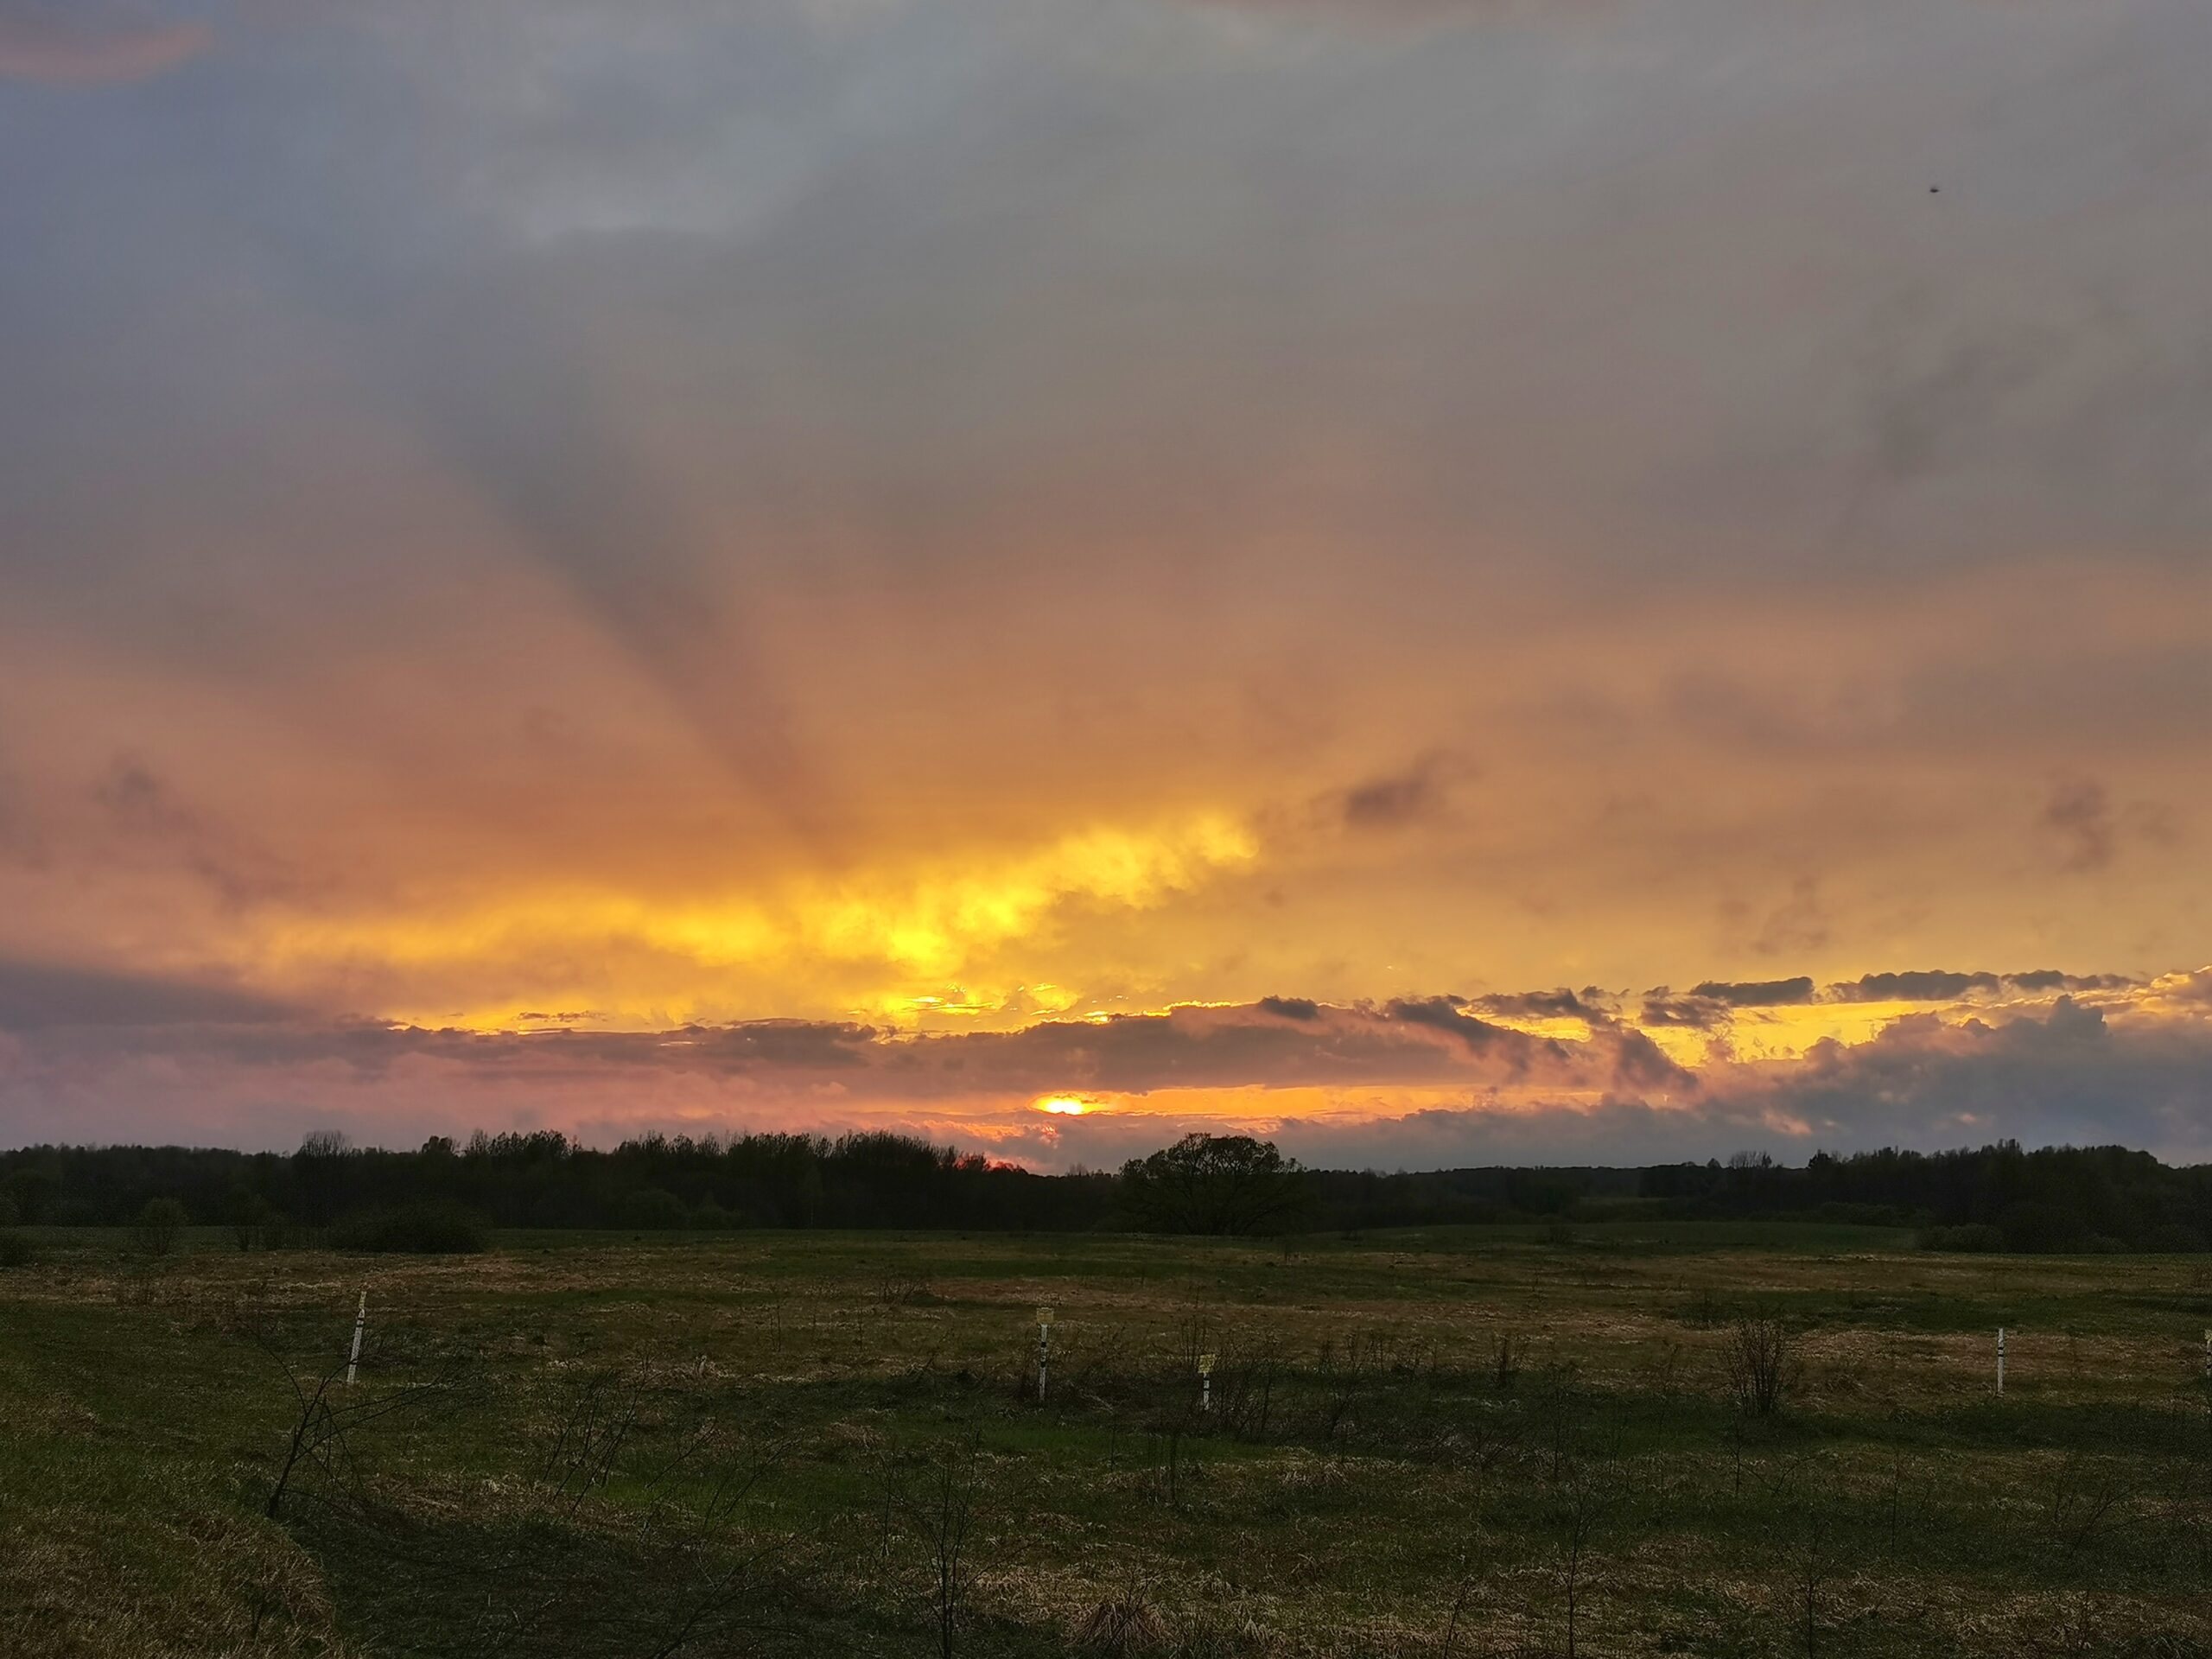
<box><xmin>3</xmin><ymin>1224</ymin><xmax>2209</xmax><ymax>1656</ymax></box>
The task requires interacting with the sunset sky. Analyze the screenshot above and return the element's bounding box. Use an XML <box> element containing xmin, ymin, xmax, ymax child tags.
<box><xmin>3</xmin><ymin>0</ymin><xmax>2210</xmax><ymax>1166</ymax></box>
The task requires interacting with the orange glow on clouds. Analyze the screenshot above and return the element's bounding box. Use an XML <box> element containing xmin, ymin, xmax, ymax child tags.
<box><xmin>233</xmin><ymin>809</ymin><xmax>1256</xmax><ymax>1032</ymax></box>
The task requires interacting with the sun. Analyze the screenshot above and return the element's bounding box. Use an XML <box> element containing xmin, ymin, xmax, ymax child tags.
<box><xmin>1033</xmin><ymin>1095</ymin><xmax>1097</xmax><ymax>1116</ymax></box>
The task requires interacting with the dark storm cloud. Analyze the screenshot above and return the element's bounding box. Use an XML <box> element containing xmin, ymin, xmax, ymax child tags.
<box><xmin>1732</xmin><ymin>997</ymin><xmax>2212</xmax><ymax>1157</ymax></box>
<box><xmin>0</xmin><ymin>958</ymin><xmax>296</xmax><ymax>1029</ymax></box>
<box><xmin>1334</xmin><ymin>751</ymin><xmax>1471</xmax><ymax>833</ymax></box>
<box><xmin>1382</xmin><ymin>995</ymin><xmax>1510</xmax><ymax>1050</ymax></box>
<box><xmin>1640</xmin><ymin>976</ymin><xmax>1811</xmax><ymax>1029</ymax></box>
<box><xmin>4</xmin><ymin>980</ymin><xmax>2206</xmax><ymax>1159</ymax></box>
<box><xmin>1840</xmin><ymin>970</ymin><xmax>1995</xmax><ymax>1001</ymax></box>
<box><xmin>1257</xmin><ymin>995</ymin><xmax>1320</xmax><ymax>1020</ymax></box>
<box><xmin>1189</xmin><ymin>996</ymin><xmax>2212</xmax><ymax>1168</ymax></box>
<box><xmin>952</xmin><ymin>999</ymin><xmax>1575</xmax><ymax>1092</ymax></box>
<box><xmin>2005</xmin><ymin>969</ymin><xmax>2136</xmax><ymax>995</ymax></box>
<box><xmin>1687</xmin><ymin>976</ymin><xmax>1815</xmax><ymax>1008</ymax></box>
<box><xmin>1474</xmin><ymin>988</ymin><xmax>1611</xmax><ymax>1023</ymax></box>
<box><xmin>1611</xmin><ymin>1027</ymin><xmax>1694</xmax><ymax>1093</ymax></box>
<box><xmin>0</xmin><ymin>995</ymin><xmax>1609</xmax><ymax>1115</ymax></box>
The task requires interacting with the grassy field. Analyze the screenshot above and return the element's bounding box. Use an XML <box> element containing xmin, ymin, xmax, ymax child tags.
<box><xmin>3</xmin><ymin>1222</ymin><xmax>2209</xmax><ymax>1658</ymax></box>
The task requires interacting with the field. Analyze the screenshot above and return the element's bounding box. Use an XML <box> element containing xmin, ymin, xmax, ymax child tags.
<box><xmin>3</xmin><ymin>1222</ymin><xmax>2209</xmax><ymax>1658</ymax></box>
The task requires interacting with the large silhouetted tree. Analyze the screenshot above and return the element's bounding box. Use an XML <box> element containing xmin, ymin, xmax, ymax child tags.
<box><xmin>1119</xmin><ymin>1134</ymin><xmax>1310</xmax><ymax>1235</ymax></box>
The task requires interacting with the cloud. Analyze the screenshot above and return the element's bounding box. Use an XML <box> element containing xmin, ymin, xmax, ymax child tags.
<box><xmin>1333</xmin><ymin>751</ymin><xmax>1472</xmax><ymax>833</ymax></box>
<box><xmin>1688</xmin><ymin>976</ymin><xmax>1815</xmax><ymax>1007</ymax></box>
<box><xmin>1712</xmin><ymin>996</ymin><xmax>2212</xmax><ymax>1160</ymax></box>
<box><xmin>0</xmin><ymin>958</ymin><xmax>296</xmax><ymax>1029</ymax></box>
<box><xmin>2040</xmin><ymin>778</ymin><xmax>2115</xmax><ymax>874</ymax></box>
<box><xmin>0</xmin><ymin>7</ymin><xmax>208</xmax><ymax>84</ymax></box>
<box><xmin>1749</xmin><ymin>878</ymin><xmax>1829</xmax><ymax>959</ymax></box>
<box><xmin>2034</xmin><ymin>779</ymin><xmax>2181</xmax><ymax>876</ymax></box>
<box><xmin>1832</xmin><ymin>969</ymin><xmax>1999</xmax><ymax>1002</ymax></box>
<box><xmin>3</xmin><ymin>971</ymin><xmax>2209</xmax><ymax>1160</ymax></box>
<box><xmin>0</xmin><ymin>0</ymin><xmax>2209</xmax><ymax>1154</ymax></box>
<box><xmin>1473</xmin><ymin>987</ymin><xmax>1611</xmax><ymax>1023</ymax></box>
<box><xmin>1640</xmin><ymin>995</ymin><xmax>1720</xmax><ymax>1029</ymax></box>
<box><xmin>1641</xmin><ymin>976</ymin><xmax>1812</xmax><ymax>1028</ymax></box>
<box><xmin>92</xmin><ymin>755</ymin><xmax>308</xmax><ymax>908</ymax></box>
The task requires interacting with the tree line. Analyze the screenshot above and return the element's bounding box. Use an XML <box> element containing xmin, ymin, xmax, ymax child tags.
<box><xmin>0</xmin><ymin>1131</ymin><xmax>2208</xmax><ymax>1252</ymax></box>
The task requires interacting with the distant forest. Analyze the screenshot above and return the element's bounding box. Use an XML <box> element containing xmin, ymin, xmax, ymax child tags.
<box><xmin>1</xmin><ymin>1132</ymin><xmax>2209</xmax><ymax>1253</ymax></box>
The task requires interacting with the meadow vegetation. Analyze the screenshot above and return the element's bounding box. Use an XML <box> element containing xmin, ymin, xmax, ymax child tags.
<box><xmin>3</xmin><ymin>1217</ymin><xmax>2209</xmax><ymax>1657</ymax></box>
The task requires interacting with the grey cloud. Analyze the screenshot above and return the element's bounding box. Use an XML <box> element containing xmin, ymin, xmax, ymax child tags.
<box><xmin>1750</xmin><ymin>879</ymin><xmax>1829</xmax><ymax>959</ymax></box>
<box><xmin>1382</xmin><ymin>995</ymin><xmax>1504</xmax><ymax>1048</ymax></box>
<box><xmin>1725</xmin><ymin>996</ymin><xmax>2212</xmax><ymax>1160</ymax></box>
<box><xmin>1687</xmin><ymin>976</ymin><xmax>1814</xmax><ymax>1008</ymax></box>
<box><xmin>1334</xmin><ymin>751</ymin><xmax>1471</xmax><ymax>833</ymax></box>
<box><xmin>0</xmin><ymin>958</ymin><xmax>297</xmax><ymax>1030</ymax></box>
<box><xmin>1611</xmin><ymin>1027</ymin><xmax>1694</xmax><ymax>1093</ymax></box>
<box><xmin>1822</xmin><ymin>969</ymin><xmax>2138</xmax><ymax>1003</ymax></box>
<box><xmin>6</xmin><ymin>981</ymin><xmax>2212</xmax><ymax>1161</ymax></box>
<box><xmin>2034</xmin><ymin>779</ymin><xmax>2181</xmax><ymax>876</ymax></box>
<box><xmin>1474</xmin><ymin>987</ymin><xmax>1611</xmax><ymax>1023</ymax></box>
<box><xmin>92</xmin><ymin>755</ymin><xmax>306</xmax><ymax>907</ymax></box>
<box><xmin>2041</xmin><ymin>778</ymin><xmax>2115</xmax><ymax>874</ymax></box>
<box><xmin>0</xmin><ymin>5</ymin><xmax>208</xmax><ymax>84</ymax></box>
<box><xmin>1831</xmin><ymin>970</ymin><xmax>1999</xmax><ymax>1002</ymax></box>
<box><xmin>1640</xmin><ymin>995</ymin><xmax>1719</xmax><ymax>1029</ymax></box>
<box><xmin>2005</xmin><ymin>969</ymin><xmax>2136</xmax><ymax>995</ymax></box>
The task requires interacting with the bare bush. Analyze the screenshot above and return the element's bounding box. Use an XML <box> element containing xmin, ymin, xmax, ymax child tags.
<box><xmin>877</xmin><ymin>1431</ymin><xmax>988</xmax><ymax>1658</ymax></box>
<box><xmin>878</xmin><ymin>1265</ymin><xmax>935</xmax><ymax>1306</ymax></box>
<box><xmin>131</xmin><ymin>1197</ymin><xmax>188</xmax><ymax>1256</ymax></box>
<box><xmin>1726</xmin><ymin>1319</ymin><xmax>1796</xmax><ymax>1416</ymax></box>
<box><xmin>1491</xmin><ymin>1330</ymin><xmax>1522</xmax><ymax>1394</ymax></box>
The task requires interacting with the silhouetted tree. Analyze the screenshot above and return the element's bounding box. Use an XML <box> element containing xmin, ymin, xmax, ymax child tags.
<box><xmin>1119</xmin><ymin>1134</ymin><xmax>1310</xmax><ymax>1235</ymax></box>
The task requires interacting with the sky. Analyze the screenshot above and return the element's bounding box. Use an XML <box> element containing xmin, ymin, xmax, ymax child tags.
<box><xmin>3</xmin><ymin>0</ymin><xmax>2209</xmax><ymax>1167</ymax></box>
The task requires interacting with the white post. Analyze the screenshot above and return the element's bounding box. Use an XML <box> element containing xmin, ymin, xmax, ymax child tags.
<box><xmin>1995</xmin><ymin>1326</ymin><xmax>2005</xmax><ymax>1399</ymax></box>
<box><xmin>1036</xmin><ymin>1306</ymin><xmax>1053</xmax><ymax>1404</ymax></box>
<box><xmin>1198</xmin><ymin>1351</ymin><xmax>1216</xmax><ymax>1413</ymax></box>
<box><xmin>346</xmin><ymin>1289</ymin><xmax>367</xmax><ymax>1385</ymax></box>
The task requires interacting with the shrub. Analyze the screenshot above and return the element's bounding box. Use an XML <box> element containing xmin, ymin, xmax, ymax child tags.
<box><xmin>329</xmin><ymin>1200</ymin><xmax>491</xmax><ymax>1255</ymax></box>
<box><xmin>0</xmin><ymin>1230</ymin><xmax>32</xmax><ymax>1268</ymax></box>
<box><xmin>131</xmin><ymin>1197</ymin><xmax>189</xmax><ymax>1255</ymax></box>
<box><xmin>1920</xmin><ymin>1223</ymin><xmax>2005</xmax><ymax>1253</ymax></box>
<box><xmin>1725</xmin><ymin>1319</ymin><xmax>1796</xmax><ymax>1416</ymax></box>
<box><xmin>1999</xmin><ymin>1200</ymin><xmax>2086</xmax><ymax>1254</ymax></box>
<box><xmin>612</xmin><ymin>1187</ymin><xmax>690</xmax><ymax>1230</ymax></box>
<box><xmin>0</xmin><ymin>1195</ymin><xmax>19</xmax><ymax>1227</ymax></box>
<box><xmin>1074</xmin><ymin>1597</ymin><xmax>1171</xmax><ymax>1656</ymax></box>
<box><xmin>1119</xmin><ymin>1134</ymin><xmax>1311</xmax><ymax>1235</ymax></box>
<box><xmin>253</xmin><ymin>1211</ymin><xmax>306</xmax><ymax>1251</ymax></box>
<box><xmin>219</xmin><ymin>1187</ymin><xmax>270</xmax><ymax>1251</ymax></box>
<box><xmin>2144</xmin><ymin>1223</ymin><xmax>2209</xmax><ymax>1254</ymax></box>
